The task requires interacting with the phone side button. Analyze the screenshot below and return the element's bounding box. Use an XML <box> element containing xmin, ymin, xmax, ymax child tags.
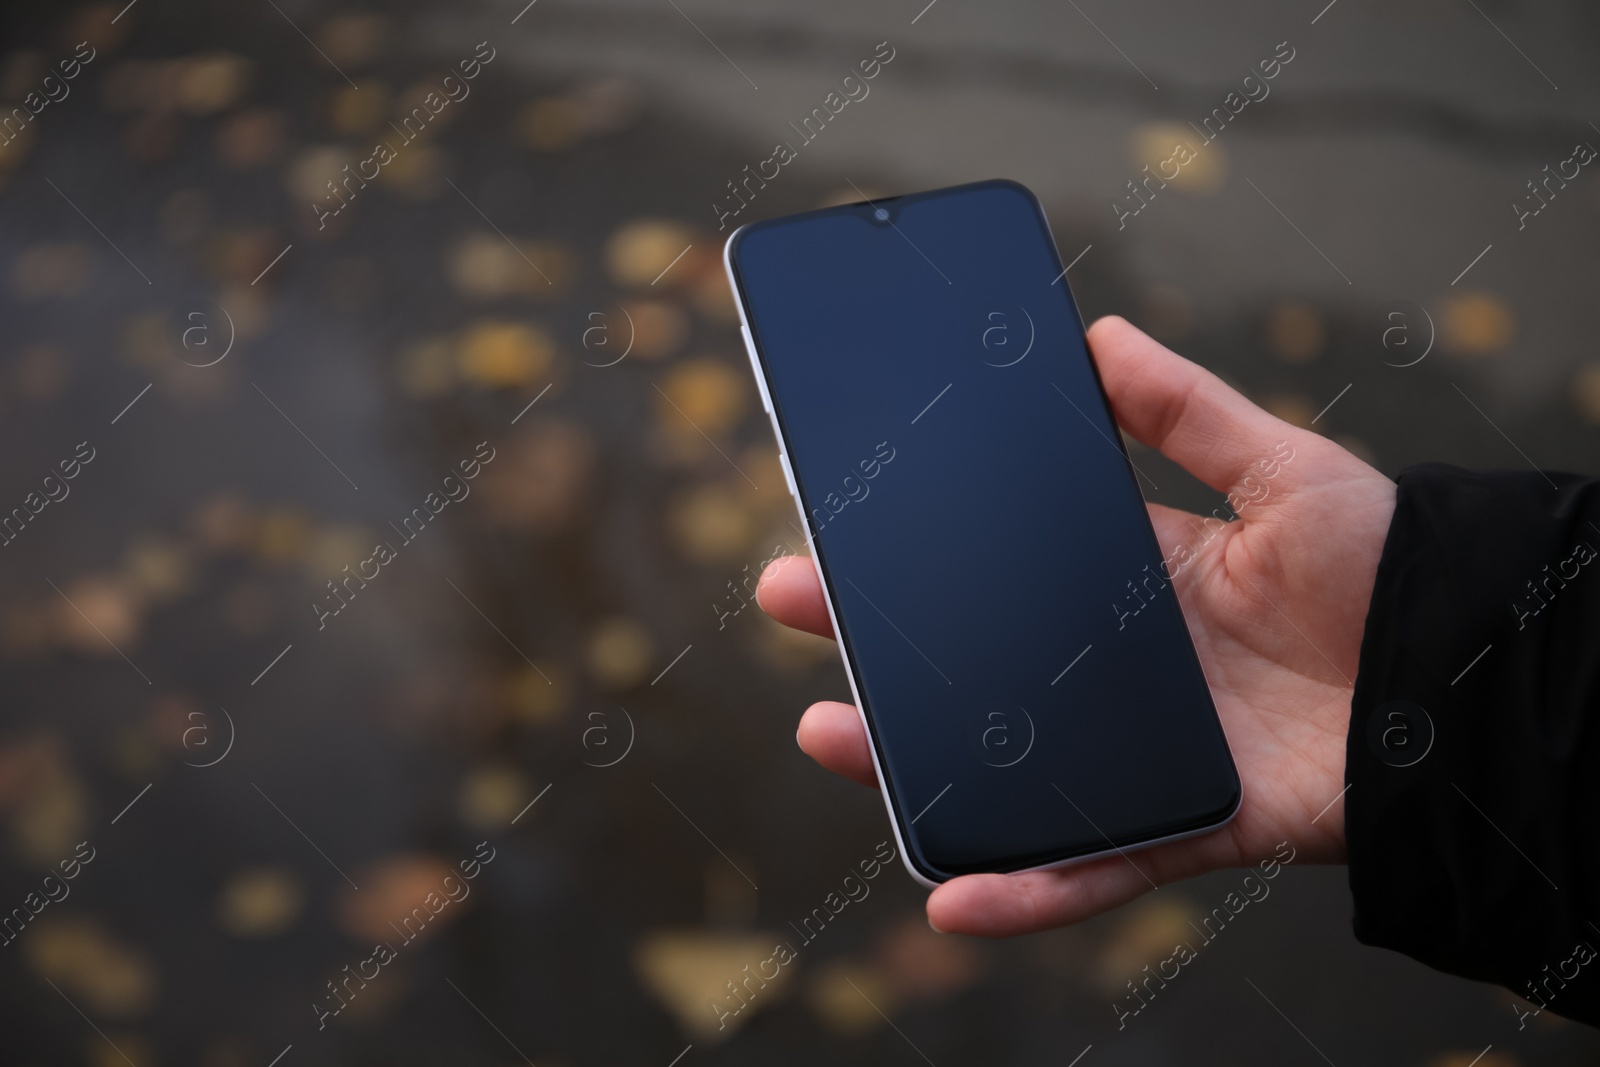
<box><xmin>741</xmin><ymin>324</ymin><xmax>774</xmax><ymax>414</ymax></box>
<box><xmin>779</xmin><ymin>452</ymin><xmax>799</xmax><ymax>498</ymax></box>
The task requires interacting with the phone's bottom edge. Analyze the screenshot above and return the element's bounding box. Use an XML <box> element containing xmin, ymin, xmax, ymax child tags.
<box><xmin>896</xmin><ymin>784</ymin><xmax>1246</xmax><ymax>892</ymax></box>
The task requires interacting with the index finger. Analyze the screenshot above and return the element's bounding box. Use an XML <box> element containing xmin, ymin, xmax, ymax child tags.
<box><xmin>755</xmin><ymin>555</ymin><xmax>834</xmax><ymax>639</ymax></box>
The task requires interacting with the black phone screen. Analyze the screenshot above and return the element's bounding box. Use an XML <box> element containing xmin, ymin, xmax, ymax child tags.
<box><xmin>728</xmin><ymin>180</ymin><xmax>1239</xmax><ymax>882</ymax></box>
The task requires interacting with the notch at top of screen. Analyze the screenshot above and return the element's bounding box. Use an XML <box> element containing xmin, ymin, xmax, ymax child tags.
<box><xmin>859</xmin><ymin>197</ymin><xmax>899</xmax><ymax>226</ymax></box>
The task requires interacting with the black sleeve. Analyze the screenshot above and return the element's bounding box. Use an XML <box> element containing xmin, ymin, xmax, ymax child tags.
<box><xmin>1347</xmin><ymin>462</ymin><xmax>1600</xmax><ymax>1028</ymax></box>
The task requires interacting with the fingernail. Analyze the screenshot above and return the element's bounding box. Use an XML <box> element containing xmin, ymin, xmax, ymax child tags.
<box><xmin>927</xmin><ymin>914</ymin><xmax>945</xmax><ymax>934</ymax></box>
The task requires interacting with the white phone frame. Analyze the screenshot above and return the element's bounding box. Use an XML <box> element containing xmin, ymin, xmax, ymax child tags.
<box><xmin>723</xmin><ymin>194</ymin><xmax>1240</xmax><ymax>891</ymax></box>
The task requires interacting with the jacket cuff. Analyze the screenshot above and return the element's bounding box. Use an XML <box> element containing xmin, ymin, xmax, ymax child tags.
<box><xmin>1347</xmin><ymin>462</ymin><xmax>1600</xmax><ymax>1026</ymax></box>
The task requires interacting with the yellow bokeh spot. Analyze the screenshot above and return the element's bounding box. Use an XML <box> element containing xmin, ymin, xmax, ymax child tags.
<box><xmin>178</xmin><ymin>54</ymin><xmax>251</xmax><ymax>116</ymax></box>
<box><xmin>1572</xmin><ymin>364</ymin><xmax>1600</xmax><ymax>424</ymax></box>
<box><xmin>1264</xmin><ymin>300</ymin><xmax>1326</xmax><ymax>364</ymax></box>
<box><xmin>327</xmin><ymin>81</ymin><xmax>390</xmax><ymax>134</ymax></box>
<box><xmin>607</xmin><ymin>219</ymin><xmax>697</xmax><ymax>288</ymax></box>
<box><xmin>657</xmin><ymin>359</ymin><xmax>747</xmax><ymax>439</ymax></box>
<box><xmin>1130</xmin><ymin>122</ymin><xmax>1227</xmax><ymax>194</ymax></box>
<box><xmin>1440</xmin><ymin>291</ymin><xmax>1514</xmax><ymax>356</ymax></box>
<box><xmin>1094</xmin><ymin>896</ymin><xmax>1204</xmax><ymax>994</ymax></box>
<box><xmin>457</xmin><ymin>765</ymin><xmax>531</xmax><ymax>830</ymax></box>
<box><xmin>506</xmin><ymin>663</ymin><xmax>567</xmax><ymax>725</ymax></box>
<box><xmin>808</xmin><ymin>961</ymin><xmax>895</xmax><ymax>1035</ymax></box>
<box><xmin>587</xmin><ymin>617</ymin><xmax>654</xmax><ymax>689</ymax></box>
<box><xmin>670</xmin><ymin>484</ymin><xmax>757</xmax><ymax>564</ymax></box>
<box><xmin>217</xmin><ymin>868</ymin><xmax>304</xmax><ymax>938</ymax></box>
<box><xmin>457</xmin><ymin>321</ymin><xmax>554</xmax><ymax>388</ymax></box>
<box><xmin>633</xmin><ymin>930</ymin><xmax>790</xmax><ymax>1041</ymax></box>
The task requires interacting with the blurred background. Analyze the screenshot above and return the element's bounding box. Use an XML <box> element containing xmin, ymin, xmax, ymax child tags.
<box><xmin>2</xmin><ymin>0</ymin><xmax>1599</xmax><ymax>1064</ymax></box>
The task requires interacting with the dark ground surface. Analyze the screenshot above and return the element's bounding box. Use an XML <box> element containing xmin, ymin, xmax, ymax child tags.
<box><xmin>2</xmin><ymin>1</ymin><xmax>1600</xmax><ymax>1065</ymax></box>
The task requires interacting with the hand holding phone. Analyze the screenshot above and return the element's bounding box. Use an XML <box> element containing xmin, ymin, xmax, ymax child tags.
<box><xmin>759</xmin><ymin>314</ymin><xmax>1397</xmax><ymax>936</ymax></box>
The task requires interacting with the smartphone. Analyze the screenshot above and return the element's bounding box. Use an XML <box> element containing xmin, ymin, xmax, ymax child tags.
<box><xmin>724</xmin><ymin>179</ymin><xmax>1239</xmax><ymax>887</ymax></box>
